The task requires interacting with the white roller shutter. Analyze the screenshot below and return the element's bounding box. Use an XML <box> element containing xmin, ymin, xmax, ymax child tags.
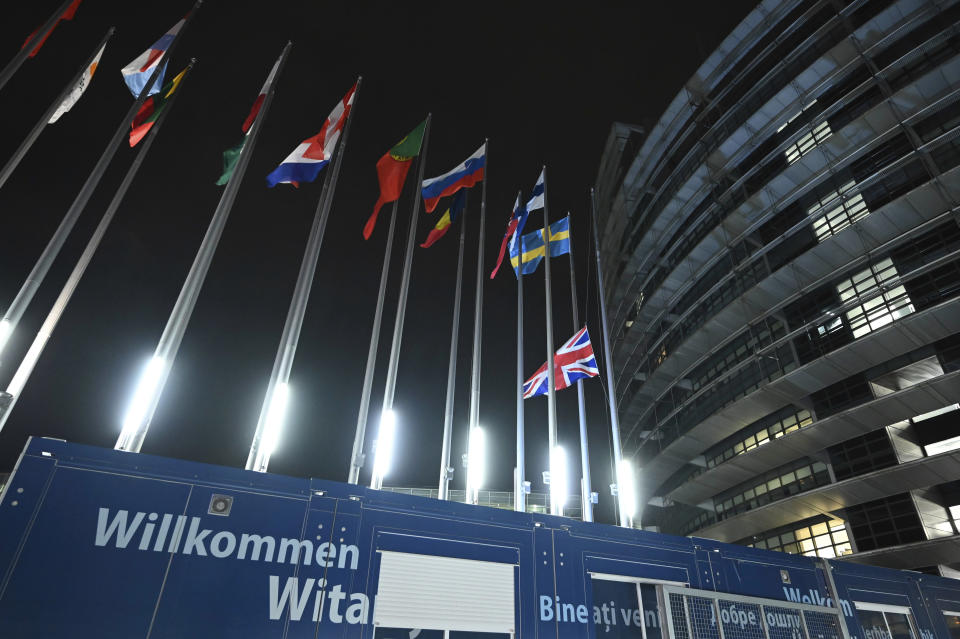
<box><xmin>373</xmin><ymin>550</ymin><xmax>516</xmax><ymax>634</ymax></box>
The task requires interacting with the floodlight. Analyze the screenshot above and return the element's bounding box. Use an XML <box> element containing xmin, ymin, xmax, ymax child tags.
<box><xmin>371</xmin><ymin>410</ymin><xmax>397</xmax><ymax>488</ymax></box>
<box><xmin>0</xmin><ymin>320</ymin><xmax>11</xmax><ymax>357</ymax></box>
<box><xmin>467</xmin><ymin>426</ymin><xmax>485</xmax><ymax>503</ymax></box>
<box><xmin>261</xmin><ymin>382</ymin><xmax>290</xmax><ymax>456</ymax></box>
<box><xmin>550</xmin><ymin>446</ymin><xmax>567</xmax><ymax>513</ymax></box>
<box><xmin>118</xmin><ymin>356</ymin><xmax>166</xmax><ymax>448</ymax></box>
<box><xmin>617</xmin><ymin>459</ymin><xmax>637</xmax><ymax>522</ymax></box>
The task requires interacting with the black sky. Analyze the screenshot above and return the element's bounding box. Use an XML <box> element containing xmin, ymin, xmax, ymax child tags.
<box><xmin>0</xmin><ymin>0</ymin><xmax>757</xmax><ymax>524</ymax></box>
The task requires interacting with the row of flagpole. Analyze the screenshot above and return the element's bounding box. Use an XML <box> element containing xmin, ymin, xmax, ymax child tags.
<box><xmin>0</xmin><ymin>2</ymin><xmax>634</xmax><ymax>527</ymax></box>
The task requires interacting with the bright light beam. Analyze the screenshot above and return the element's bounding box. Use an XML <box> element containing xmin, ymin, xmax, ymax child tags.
<box><xmin>0</xmin><ymin>319</ymin><xmax>12</xmax><ymax>358</ymax></box>
<box><xmin>617</xmin><ymin>459</ymin><xmax>636</xmax><ymax>527</ymax></box>
<box><xmin>550</xmin><ymin>445</ymin><xmax>567</xmax><ymax>515</ymax></box>
<box><xmin>371</xmin><ymin>409</ymin><xmax>397</xmax><ymax>489</ymax></box>
<box><xmin>117</xmin><ymin>355</ymin><xmax>166</xmax><ymax>451</ymax></box>
<box><xmin>466</xmin><ymin>426</ymin><xmax>485</xmax><ymax>504</ymax></box>
<box><xmin>261</xmin><ymin>382</ymin><xmax>290</xmax><ymax>457</ymax></box>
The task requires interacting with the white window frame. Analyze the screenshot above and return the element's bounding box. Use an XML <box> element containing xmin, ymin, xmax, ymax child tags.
<box><xmin>589</xmin><ymin>574</ymin><xmax>683</xmax><ymax>639</ymax></box>
<box><xmin>854</xmin><ymin>601</ymin><xmax>920</xmax><ymax>639</ymax></box>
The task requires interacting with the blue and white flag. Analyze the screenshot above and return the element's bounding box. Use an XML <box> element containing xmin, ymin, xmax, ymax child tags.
<box><xmin>526</xmin><ymin>168</ymin><xmax>545</xmax><ymax>211</ymax></box>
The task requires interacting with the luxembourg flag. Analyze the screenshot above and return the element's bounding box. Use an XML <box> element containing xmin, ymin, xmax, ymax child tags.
<box><xmin>266</xmin><ymin>83</ymin><xmax>356</xmax><ymax>188</ymax></box>
<box><xmin>421</xmin><ymin>143</ymin><xmax>486</xmax><ymax>213</ymax></box>
<box><xmin>120</xmin><ymin>19</ymin><xmax>183</xmax><ymax>97</ymax></box>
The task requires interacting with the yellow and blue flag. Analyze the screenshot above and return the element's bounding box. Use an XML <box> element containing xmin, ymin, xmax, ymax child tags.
<box><xmin>509</xmin><ymin>216</ymin><xmax>570</xmax><ymax>276</ymax></box>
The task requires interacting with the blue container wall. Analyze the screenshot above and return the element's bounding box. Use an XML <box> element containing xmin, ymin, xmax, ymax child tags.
<box><xmin>1</xmin><ymin>438</ymin><xmax>959</xmax><ymax>638</ymax></box>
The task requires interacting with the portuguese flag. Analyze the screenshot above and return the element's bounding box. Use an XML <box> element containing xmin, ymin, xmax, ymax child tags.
<box><xmin>129</xmin><ymin>67</ymin><xmax>186</xmax><ymax>147</ymax></box>
<box><xmin>363</xmin><ymin>119</ymin><xmax>427</xmax><ymax>239</ymax></box>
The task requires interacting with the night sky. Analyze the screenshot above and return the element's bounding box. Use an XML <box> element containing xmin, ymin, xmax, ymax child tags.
<box><xmin>0</xmin><ymin>0</ymin><xmax>756</xmax><ymax>524</ymax></box>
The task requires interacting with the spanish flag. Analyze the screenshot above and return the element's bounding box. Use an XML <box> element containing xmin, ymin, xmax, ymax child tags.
<box><xmin>421</xmin><ymin>190</ymin><xmax>467</xmax><ymax>248</ymax></box>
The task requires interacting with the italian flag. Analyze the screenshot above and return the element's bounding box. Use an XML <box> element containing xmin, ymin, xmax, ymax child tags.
<box><xmin>363</xmin><ymin>119</ymin><xmax>427</xmax><ymax>239</ymax></box>
<box><xmin>216</xmin><ymin>55</ymin><xmax>281</xmax><ymax>186</ymax></box>
<box><xmin>128</xmin><ymin>67</ymin><xmax>186</xmax><ymax>147</ymax></box>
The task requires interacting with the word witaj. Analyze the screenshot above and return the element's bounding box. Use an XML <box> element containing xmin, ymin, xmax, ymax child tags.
<box><xmin>94</xmin><ymin>507</ymin><xmax>370</xmax><ymax>624</ymax></box>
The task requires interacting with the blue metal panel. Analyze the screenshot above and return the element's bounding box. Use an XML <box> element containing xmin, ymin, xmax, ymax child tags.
<box><xmin>147</xmin><ymin>484</ymin><xmax>312</xmax><ymax>638</ymax></box>
<box><xmin>1</xmin><ymin>464</ymin><xmax>194</xmax><ymax>638</ymax></box>
<box><xmin>2</xmin><ymin>438</ymin><xmax>960</xmax><ymax>639</ymax></box>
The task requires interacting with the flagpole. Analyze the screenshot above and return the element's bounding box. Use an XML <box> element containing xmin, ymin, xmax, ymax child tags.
<box><xmin>438</xmin><ymin>194</ymin><xmax>467</xmax><ymax>500</ymax></box>
<box><xmin>566</xmin><ymin>211</ymin><xmax>593</xmax><ymax>522</ymax></box>
<box><xmin>0</xmin><ymin>0</ymin><xmax>78</xmax><ymax>93</ymax></box>
<box><xmin>514</xmin><ymin>190</ymin><xmax>526</xmax><ymax>513</ymax></box>
<box><xmin>115</xmin><ymin>40</ymin><xmax>287</xmax><ymax>454</ymax></box>
<box><xmin>246</xmin><ymin>76</ymin><xmax>362</xmax><ymax>473</ymax></box>
<box><xmin>0</xmin><ymin>2</ymin><xmax>201</xmax><ymax>365</ymax></box>
<box><xmin>0</xmin><ymin>28</ymin><xmax>115</xmax><ymax>193</ymax></box>
<box><xmin>348</xmin><ymin>201</ymin><xmax>398</xmax><ymax>485</ymax></box>
<box><xmin>0</xmin><ymin>61</ymin><xmax>197</xmax><ymax>433</ymax></box>
<box><xmin>371</xmin><ymin>114</ymin><xmax>432</xmax><ymax>490</ymax></box>
<box><xmin>590</xmin><ymin>187</ymin><xmax>628</xmax><ymax>528</ymax></box>
<box><xmin>540</xmin><ymin>166</ymin><xmax>562</xmax><ymax>516</ymax></box>
<box><xmin>465</xmin><ymin>138</ymin><xmax>488</xmax><ymax>505</ymax></box>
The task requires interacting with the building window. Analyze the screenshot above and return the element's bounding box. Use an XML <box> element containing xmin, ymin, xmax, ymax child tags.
<box><xmin>744</xmin><ymin>517</ymin><xmax>853</xmax><ymax>558</ymax></box>
<box><xmin>845</xmin><ymin>493</ymin><xmax>925</xmax><ymax>552</ymax></box>
<box><xmin>837</xmin><ymin>258</ymin><xmax>915</xmax><ymax>338</ymax></box>
<box><xmin>714</xmin><ymin>459</ymin><xmax>830</xmax><ymax>519</ymax></box>
<box><xmin>811</xmin><ymin>181</ymin><xmax>870</xmax><ymax>242</ymax></box>
<box><xmin>942</xmin><ymin>612</ymin><xmax>960</xmax><ymax>639</ymax></box>
<box><xmin>855</xmin><ymin>603</ymin><xmax>919</xmax><ymax>639</ymax></box>
<box><xmin>706</xmin><ymin>407</ymin><xmax>813</xmax><ymax>468</ymax></box>
<box><xmin>786</xmin><ymin>120</ymin><xmax>832</xmax><ymax>165</ymax></box>
<box><xmin>827</xmin><ymin>430</ymin><xmax>898</xmax><ymax>482</ymax></box>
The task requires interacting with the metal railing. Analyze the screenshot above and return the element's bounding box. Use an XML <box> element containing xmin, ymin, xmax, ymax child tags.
<box><xmin>381</xmin><ymin>486</ymin><xmax>584</xmax><ymax>519</ymax></box>
<box><xmin>662</xmin><ymin>584</ymin><xmax>850</xmax><ymax>639</ymax></box>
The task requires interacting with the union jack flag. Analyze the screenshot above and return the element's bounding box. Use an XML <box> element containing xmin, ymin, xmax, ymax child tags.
<box><xmin>523</xmin><ymin>326</ymin><xmax>599</xmax><ymax>399</ymax></box>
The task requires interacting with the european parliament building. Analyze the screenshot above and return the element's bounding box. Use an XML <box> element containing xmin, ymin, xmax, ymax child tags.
<box><xmin>594</xmin><ymin>0</ymin><xmax>960</xmax><ymax>576</ymax></box>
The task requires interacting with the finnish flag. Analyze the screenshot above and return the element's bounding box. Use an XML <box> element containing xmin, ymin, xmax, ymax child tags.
<box><xmin>526</xmin><ymin>169</ymin><xmax>545</xmax><ymax>211</ymax></box>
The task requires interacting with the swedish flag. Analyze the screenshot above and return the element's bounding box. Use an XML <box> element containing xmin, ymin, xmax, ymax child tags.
<box><xmin>509</xmin><ymin>216</ymin><xmax>570</xmax><ymax>276</ymax></box>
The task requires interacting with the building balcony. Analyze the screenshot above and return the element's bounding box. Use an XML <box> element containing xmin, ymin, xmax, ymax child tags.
<box><xmin>633</xmin><ymin>295</ymin><xmax>960</xmax><ymax>508</ymax></box>
<box><xmin>667</xmin><ymin>369</ymin><xmax>960</xmax><ymax>506</ymax></box>
<box><xmin>687</xmin><ymin>449</ymin><xmax>960</xmax><ymax>543</ymax></box>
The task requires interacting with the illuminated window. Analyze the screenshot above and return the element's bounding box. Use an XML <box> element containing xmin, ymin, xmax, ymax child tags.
<box><xmin>706</xmin><ymin>408</ymin><xmax>813</xmax><ymax>467</ymax></box>
<box><xmin>837</xmin><ymin>258</ymin><xmax>915</xmax><ymax>338</ymax></box>
<box><xmin>745</xmin><ymin>517</ymin><xmax>853</xmax><ymax>558</ymax></box>
<box><xmin>786</xmin><ymin>120</ymin><xmax>832</xmax><ymax>164</ymax></box>
<box><xmin>811</xmin><ymin>181</ymin><xmax>870</xmax><ymax>241</ymax></box>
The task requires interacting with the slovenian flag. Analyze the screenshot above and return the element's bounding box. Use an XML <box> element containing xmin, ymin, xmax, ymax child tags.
<box><xmin>421</xmin><ymin>143</ymin><xmax>486</xmax><ymax>213</ymax></box>
<box><xmin>266</xmin><ymin>83</ymin><xmax>356</xmax><ymax>188</ymax></box>
<box><xmin>120</xmin><ymin>19</ymin><xmax>183</xmax><ymax>97</ymax></box>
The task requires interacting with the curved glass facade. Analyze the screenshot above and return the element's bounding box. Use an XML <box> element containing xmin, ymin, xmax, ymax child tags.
<box><xmin>595</xmin><ymin>0</ymin><xmax>960</xmax><ymax>574</ymax></box>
